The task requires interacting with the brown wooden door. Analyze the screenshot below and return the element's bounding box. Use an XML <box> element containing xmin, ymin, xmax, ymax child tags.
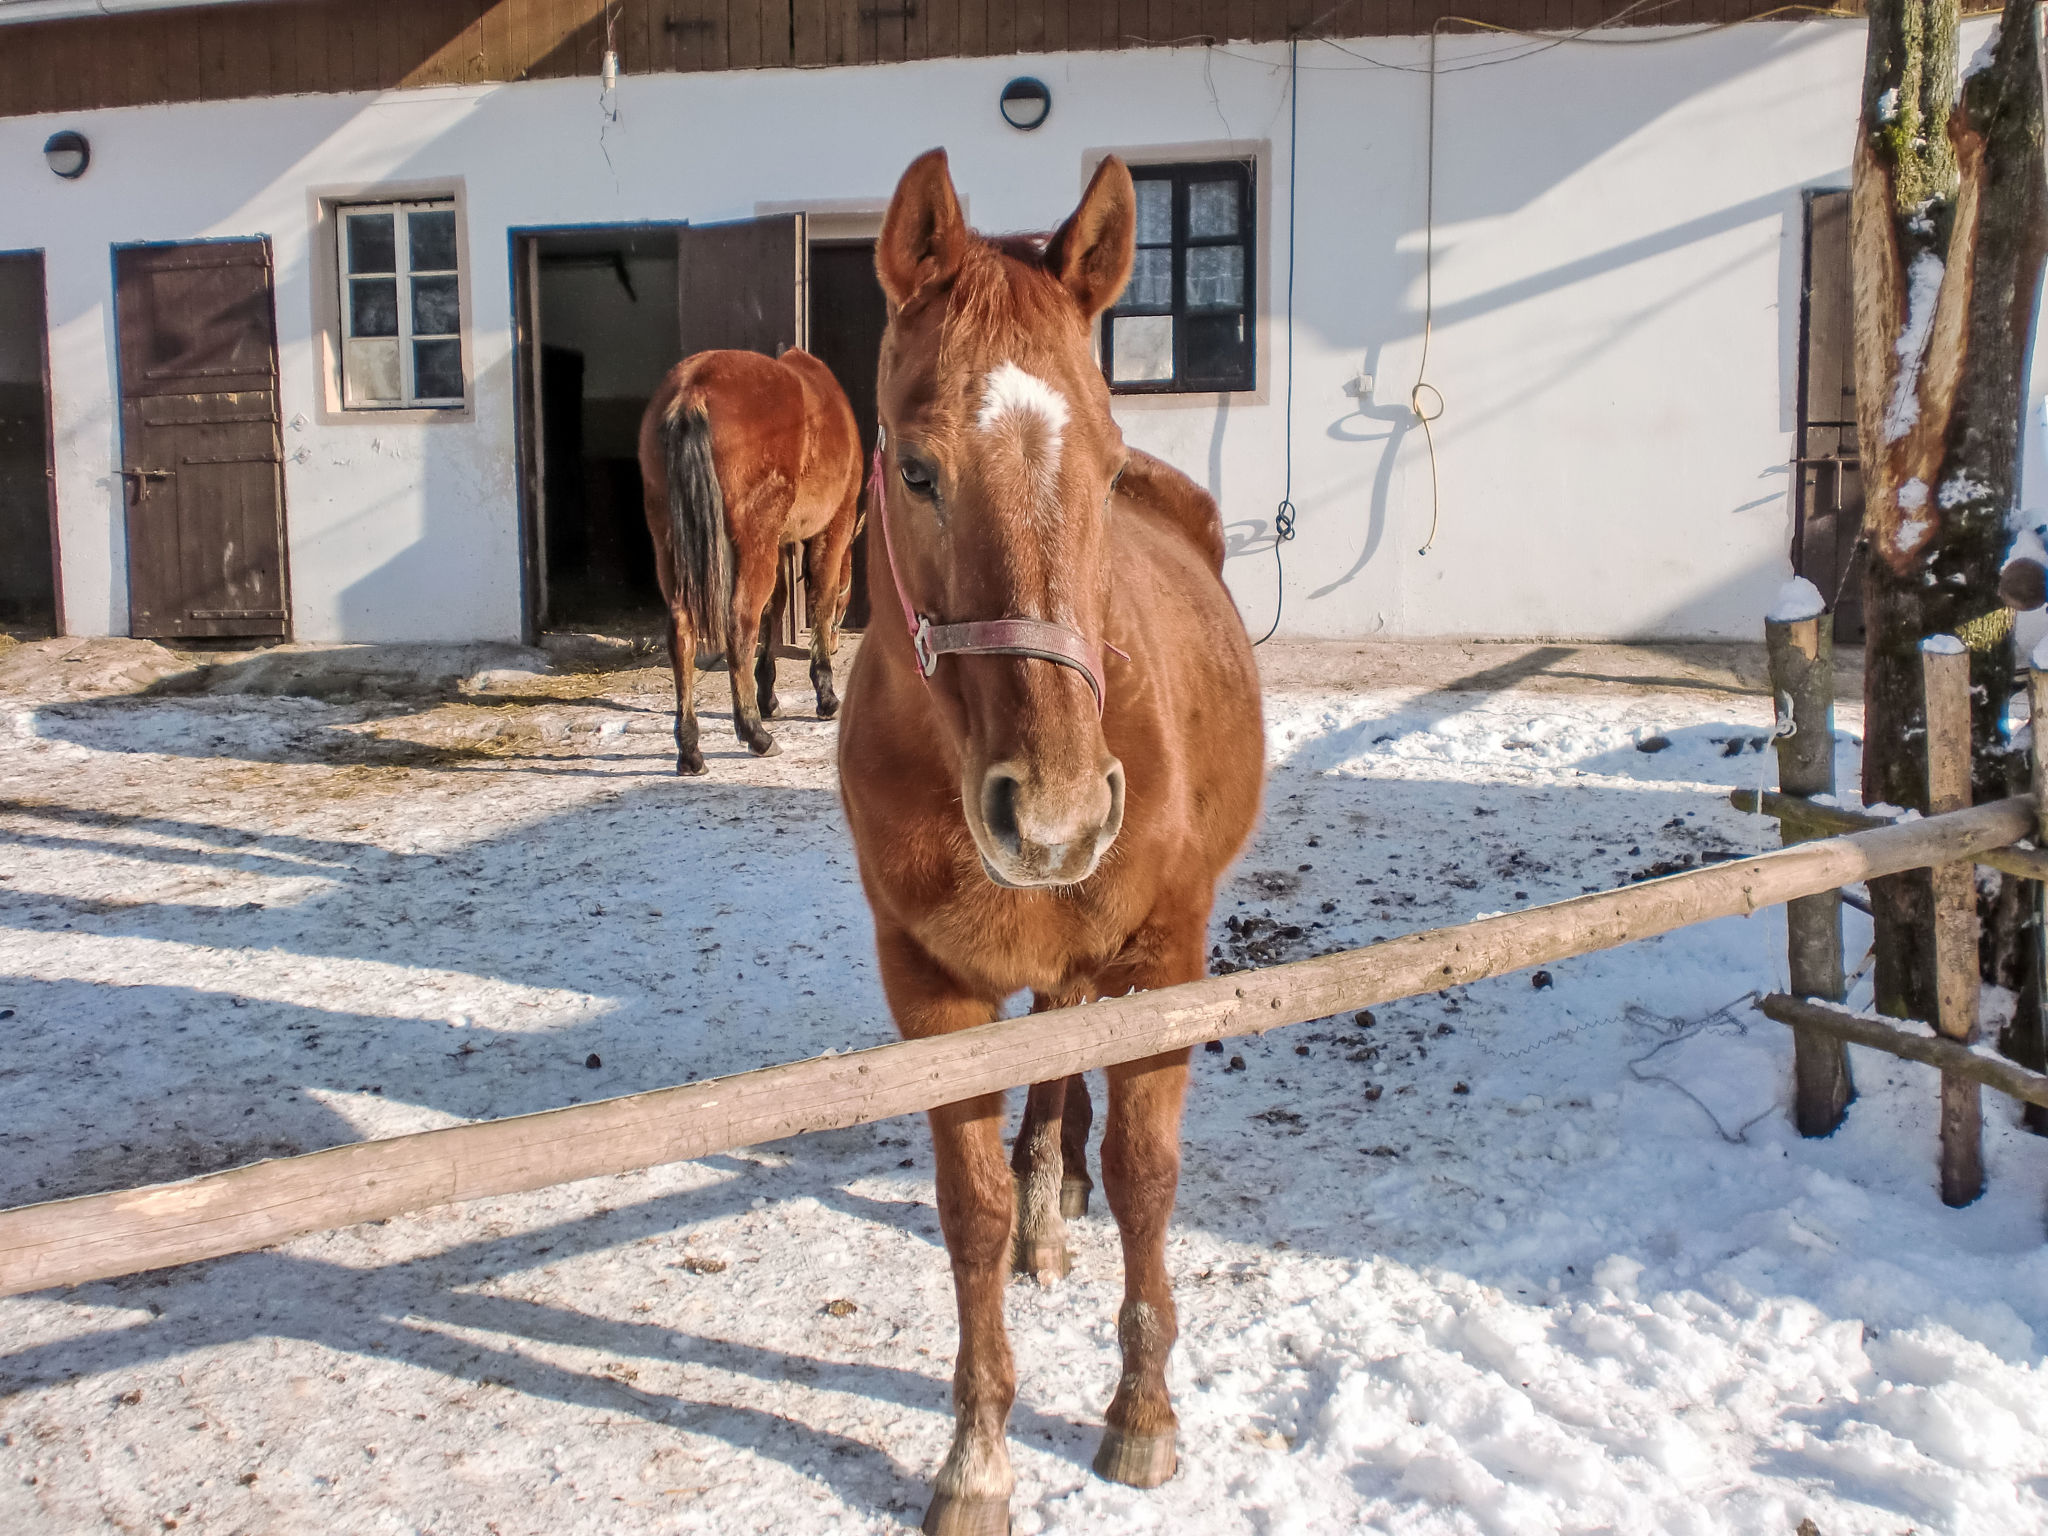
<box><xmin>115</xmin><ymin>239</ymin><xmax>289</xmax><ymax>639</ymax></box>
<box><xmin>678</xmin><ymin>214</ymin><xmax>809</xmax><ymax>642</ymax></box>
<box><xmin>1795</xmin><ymin>190</ymin><xmax>1864</xmax><ymax>642</ymax></box>
<box><xmin>807</xmin><ymin>240</ymin><xmax>887</xmax><ymax>631</ymax></box>
<box><xmin>677</xmin><ymin>214</ymin><xmax>808</xmax><ymax>358</ymax></box>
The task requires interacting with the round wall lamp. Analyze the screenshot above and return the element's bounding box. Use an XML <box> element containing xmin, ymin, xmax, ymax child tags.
<box><xmin>43</xmin><ymin>130</ymin><xmax>90</xmax><ymax>180</ymax></box>
<box><xmin>999</xmin><ymin>77</ymin><xmax>1051</xmax><ymax>132</ymax></box>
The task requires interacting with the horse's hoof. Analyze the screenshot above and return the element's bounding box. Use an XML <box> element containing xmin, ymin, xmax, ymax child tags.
<box><xmin>816</xmin><ymin>694</ymin><xmax>841</xmax><ymax>720</ymax></box>
<box><xmin>760</xmin><ymin>695</ymin><xmax>781</xmax><ymax>719</ymax></box>
<box><xmin>1093</xmin><ymin>1427</ymin><xmax>1177</xmax><ymax>1488</ymax></box>
<box><xmin>921</xmin><ymin>1492</ymin><xmax>1009</xmax><ymax>1536</ymax></box>
<box><xmin>1059</xmin><ymin>1178</ymin><xmax>1092</xmax><ymax>1219</ymax></box>
<box><xmin>1012</xmin><ymin>1240</ymin><xmax>1071</xmax><ymax>1285</ymax></box>
<box><xmin>676</xmin><ymin>757</ymin><xmax>708</xmax><ymax>777</ymax></box>
<box><xmin>747</xmin><ymin>735</ymin><xmax>781</xmax><ymax>758</ymax></box>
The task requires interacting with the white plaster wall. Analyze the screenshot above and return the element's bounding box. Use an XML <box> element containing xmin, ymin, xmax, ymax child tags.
<box><xmin>0</xmin><ymin>19</ymin><xmax>2013</xmax><ymax>641</ymax></box>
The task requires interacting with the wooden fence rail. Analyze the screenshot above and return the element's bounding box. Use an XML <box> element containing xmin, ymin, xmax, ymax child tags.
<box><xmin>0</xmin><ymin>794</ymin><xmax>2034</xmax><ymax>1300</ymax></box>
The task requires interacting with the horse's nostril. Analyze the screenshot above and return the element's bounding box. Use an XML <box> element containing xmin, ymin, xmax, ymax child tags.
<box><xmin>982</xmin><ymin>769</ymin><xmax>1022</xmax><ymax>855</ymax></box>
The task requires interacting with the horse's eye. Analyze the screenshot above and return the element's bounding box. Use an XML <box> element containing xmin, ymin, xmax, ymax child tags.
<box><xmin>899</xmin><ymin>458</ymin><xmax>936</xmax><ymax>497</ymax></box>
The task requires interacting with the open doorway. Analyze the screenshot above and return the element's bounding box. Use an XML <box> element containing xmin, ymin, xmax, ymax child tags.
<box><xmin>513</xmin><ymin>218</ymin><xmax>887</xmax><ymax>644</ymax></box>
<box><xmin>806</xmin><ymin>240</ymin><xmax>887</xmax><ymax>631</ymax></box>
<box><xmin>516</xmin><ymin>225</ymin><xmax>684</xmax><ymax>636</ymax></box>
<box><xmin>0</xmin><ymin>252</ymin><xmax>58</xmax><ymax>636</ymax></box>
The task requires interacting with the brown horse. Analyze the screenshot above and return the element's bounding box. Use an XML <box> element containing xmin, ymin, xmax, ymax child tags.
<box><xmin>637</xmin><ymin>347</ymin><xmax>862</xmax><ymax>774</ymax></box>
<box><xmin>837</xmin><ymin>152</ymin><xmax>1265</xmax><ymax>1534</ymax></box>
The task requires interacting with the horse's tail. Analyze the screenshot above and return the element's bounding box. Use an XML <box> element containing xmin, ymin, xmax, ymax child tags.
<box><xmin>661</xmin><ymin>400</ymin><xmax>730</xmax><ymax>644</ymax></box>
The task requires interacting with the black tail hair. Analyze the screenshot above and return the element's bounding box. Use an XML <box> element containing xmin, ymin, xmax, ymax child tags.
<box><xmin>662</xmin><ymin>403</ymin><xmax>730</xmax><ymax>646</ymax></box>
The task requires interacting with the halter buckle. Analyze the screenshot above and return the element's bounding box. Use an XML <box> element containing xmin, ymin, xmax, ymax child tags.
<box><xmin>912</xmin><ymin>615</ymin><xmax>938</xmax><ymax>677</ymax></box>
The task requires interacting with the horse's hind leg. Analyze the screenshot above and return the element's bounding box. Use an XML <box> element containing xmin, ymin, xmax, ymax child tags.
<box><xmin>1012</xmin><ymin>997</ymin><xmax>1094</xmax><ymax>1282</ymax></box>
<box><xmin>664</xmin><ymin>602</ymin><xmax>706</xmax><ymax>776</ymax></box>
<box><xmin>1061</xmin><ymin>1073</ymin><xmax>1094</xmax><ymax>1217</ymax></box>
<box><xmin>755</xmin><ymin>559</ymin><xmax>787</xmax><ymax>721</ymax></box>
<box><xmin>1010</xmin><ymin>1076</ymin><xmax>1071</xmax><ymax>1284</ymax></box>
<box><xmin>724</xmin><ymin>538</ymin><xmax>780</xmax><ymax>757</ymax></box>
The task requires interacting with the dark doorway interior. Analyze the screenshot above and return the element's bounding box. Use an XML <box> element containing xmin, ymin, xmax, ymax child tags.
<box><xmin>807</xmin><ymin>240</ymin><xmax>886</xmax><ymax>631</ymax></box>
<box><xmin>517</xmin><ymin>225</ymin><xmax>887</xmax><ymax>640</ymax></box>
<box><xmin>0</xmin><ymin>253</ymin><xmax>57</xmax><ymax>635</ymax></box>
<box><xmin>528</xmin><ymin>227</ymin><xmax>682</xmax><ymax>634</ymax></box>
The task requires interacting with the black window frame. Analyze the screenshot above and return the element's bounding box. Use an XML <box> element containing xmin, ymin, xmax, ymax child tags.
<box><xmin>1100</xmin><ymin>159</ymin><xmax>1256</xmax><ymax>396</ymax></box>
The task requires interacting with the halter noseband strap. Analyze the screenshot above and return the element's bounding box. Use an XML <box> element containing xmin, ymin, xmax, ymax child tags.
<box><xmin>869</xmin><ymin>430</ymin><xmax>1119</xmax><ymax>714</ymax></box>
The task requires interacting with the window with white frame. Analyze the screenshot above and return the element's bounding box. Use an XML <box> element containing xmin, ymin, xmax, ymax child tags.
<box><xmin>1101</xmin><ymin>161</ymin><xmax>1256</xmax><ymax>394</ymax></box>
<box><xmin>338</xmin><ymin>201</ymin><xmax>465</xmax><ymax>409</ymax></box>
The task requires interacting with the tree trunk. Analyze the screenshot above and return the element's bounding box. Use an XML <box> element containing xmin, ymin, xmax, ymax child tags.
<box><xmin>1856</xmin><ymin>0</ymin><xmax>2048</xmax><ymax>1026</ymax></box>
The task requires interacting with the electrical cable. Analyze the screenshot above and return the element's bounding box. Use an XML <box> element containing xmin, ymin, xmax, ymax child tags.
<box><xmin>1256</xmin><ymin>36</ymin><xmax>1301</xmax><ymax>646</ymax></box>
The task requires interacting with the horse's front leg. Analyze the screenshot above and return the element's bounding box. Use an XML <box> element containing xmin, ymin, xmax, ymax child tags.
<box><xmin>874</xmin><ymin>926</ymin><xmax>1016</xmax><ymax>1536</ymax></box>
<box><xmin>1089</xmin><ymin>918</ymin><xmax>1206</xmax><ymax>1488</ymax></box>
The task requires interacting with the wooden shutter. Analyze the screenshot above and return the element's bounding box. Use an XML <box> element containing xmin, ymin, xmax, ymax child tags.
<box><xmin>1795</xmin><ymin>190</ymin><xmax>1864</xmax><ymax>642</ymax></box>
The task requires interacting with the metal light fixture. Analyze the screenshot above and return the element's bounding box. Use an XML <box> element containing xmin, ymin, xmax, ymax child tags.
<box><xmin>999</xmin><ymin>77</ymin><xmax>1051</xmax><ymax>132</ymax></box>
<box><xmin>42</xmin><ymin>130</ymin><xmax>89</xmax><ymax>180</ymax></box>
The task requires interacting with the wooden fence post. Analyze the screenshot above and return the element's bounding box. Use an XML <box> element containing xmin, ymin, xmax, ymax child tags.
<box><xmin>2024</xmin><ymin>659</ymin><xmax>2048</xmax><ymax>1135</ymax></box>
<box><xmin>1925</xmin><ymin>636</ymin><xmax>1984</xmax><ymax>1206</ymax></box>
<box><xmin>1768</xmin><ymin>609</ymin><xmax>1851</xmax><ymax>1134</ymax></box>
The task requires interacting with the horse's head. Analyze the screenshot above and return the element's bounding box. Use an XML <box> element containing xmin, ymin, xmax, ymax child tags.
<box><xmin>873</xmin><ymin>149</ymin><xmax>1137</xmax><ymax>890</ymax></box>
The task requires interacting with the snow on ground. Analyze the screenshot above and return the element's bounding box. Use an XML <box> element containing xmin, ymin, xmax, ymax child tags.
<box><xmin>1</xmin><ymin>638</ymin><xmax>2045</xmax><ymax>1536</ymax></box>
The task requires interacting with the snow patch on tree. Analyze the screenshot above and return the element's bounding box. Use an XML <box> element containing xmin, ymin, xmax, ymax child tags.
<box><xmin>1920</xmin><ymin>633</ymin><xmax>1966</xmax><ymax>655</ymax></box>
<box><xmin>1884</xmin><ymin>254</ymin><xmax>1947</xmax><ymax>443</ymax></box>
<box><xmin>1938</xmin><ymin>472</ymin><xmax>1993</xmax><ymax>508</ymax></box>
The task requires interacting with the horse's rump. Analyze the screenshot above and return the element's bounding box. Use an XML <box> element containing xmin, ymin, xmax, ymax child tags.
<box><xmin>1118</xmin><ymin>450</ymin><xmax>1227</xmax><ymax>578</ymax></box>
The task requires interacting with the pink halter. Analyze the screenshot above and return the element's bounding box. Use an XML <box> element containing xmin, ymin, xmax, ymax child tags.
<box><xmin>869</xmin><ymin>431</ymin><xmax>1120</xmax><ymax>713</ymax></box>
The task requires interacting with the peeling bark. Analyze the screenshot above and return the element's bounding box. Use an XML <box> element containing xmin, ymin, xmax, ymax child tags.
<box><xmin>1856</xmin><ymin>0</ymin><xmax>2048</xmax><ymax>1023</ymax></box>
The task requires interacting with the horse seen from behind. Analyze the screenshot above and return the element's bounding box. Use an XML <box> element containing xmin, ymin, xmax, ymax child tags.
<box><xmin>637</xmin><ymin>347</ymin><xmax>863</xmax><ymax>774</ymax></box>
<box><xmin>836</xmin><ymin>150</ymin><xmax>1266</xmax><ymax>1534</ymax></box>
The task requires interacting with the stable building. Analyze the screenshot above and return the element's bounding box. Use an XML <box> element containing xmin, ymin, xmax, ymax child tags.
<box><xmin>0</xmin><ymin>0</ymin><xmax>2027</xmax><ymax>647</ymax></box>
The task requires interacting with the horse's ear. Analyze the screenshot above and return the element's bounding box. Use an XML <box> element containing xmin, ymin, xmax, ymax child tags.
<box><xmin>877</xmin><ymin>149</ymin><xmax>970</xmax><ymax>312</ymax></box>
<box><xmin>1044</xmin><ymin>157</ymin><xmax>1136</xmax><ymax>321</ymax></box>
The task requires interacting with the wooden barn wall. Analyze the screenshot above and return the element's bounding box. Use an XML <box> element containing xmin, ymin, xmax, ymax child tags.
<box><xmin>0</xmin><ymin>0</ymin><xmax>1823</xmax><ymax>120</ymax></box>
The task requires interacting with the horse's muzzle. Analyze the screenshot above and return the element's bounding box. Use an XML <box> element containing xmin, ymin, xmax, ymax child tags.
<box><xmin>971</xmin><ymin>758</ymin><xmax>1125</xmax><ymax>888</ymax></box>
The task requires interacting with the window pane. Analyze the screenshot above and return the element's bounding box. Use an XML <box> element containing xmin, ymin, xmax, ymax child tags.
<box><xmin>346</xmin><ymin>213</ymin><xmax>396</xmax><ymax>275</ymax></box>
<box><xmin>346</xmin><ymin>337</ymin><xmax>401</xmax><ymax>403</ymax></box>
<box><xmin>1133</xmin><ymin>179</ymin><xmax>1172</xmax><ymax>246</ymax></box>
<box><xmin>411</xmin><ymin>274</ymin><xmax>461</xmax><ymax>336</ymax></box>
<box><xmin>1184</xmin><ymin>312</ymin><xmax>1252</xmax><ymax>390</ymax></box>
<box><xmin>414</xmin><ymin>338</ymin><xmax>464</xmax><ymax>400</ymax></box>
<box><xmin>1110</xmin><ymin>315</ymin><xmax>1174</xmax><ymax>383</ymax></box>
<box><xmin>1188</xmin><ymin>180</ymin><xmax>1241</xmax><ymax>239</ymax></box>
<box><xmin>1185</xmin><ymin>245</ymin><xmax>1244</xmax><ymax>310</ymax></box>
<box><xmin>408</xmin><ymin>208</ymin><xmax>458</xmax><ymax>272</ymax></box>
<box><xmin>1120</xmin><ymin>248</ymin><xmax>1172</xmax><ymax>312</ymax></box>
<box><xmin>349</xmin><ymin>277</ymin><xmax>399</xmax><ymax>337</ymax></box>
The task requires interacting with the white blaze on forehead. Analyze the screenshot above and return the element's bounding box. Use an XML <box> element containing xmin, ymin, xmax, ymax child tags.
<box><xmin>976</xmin><ymin>362</ymin><xmax>1069</xmax><ymax>506</ymax></box>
